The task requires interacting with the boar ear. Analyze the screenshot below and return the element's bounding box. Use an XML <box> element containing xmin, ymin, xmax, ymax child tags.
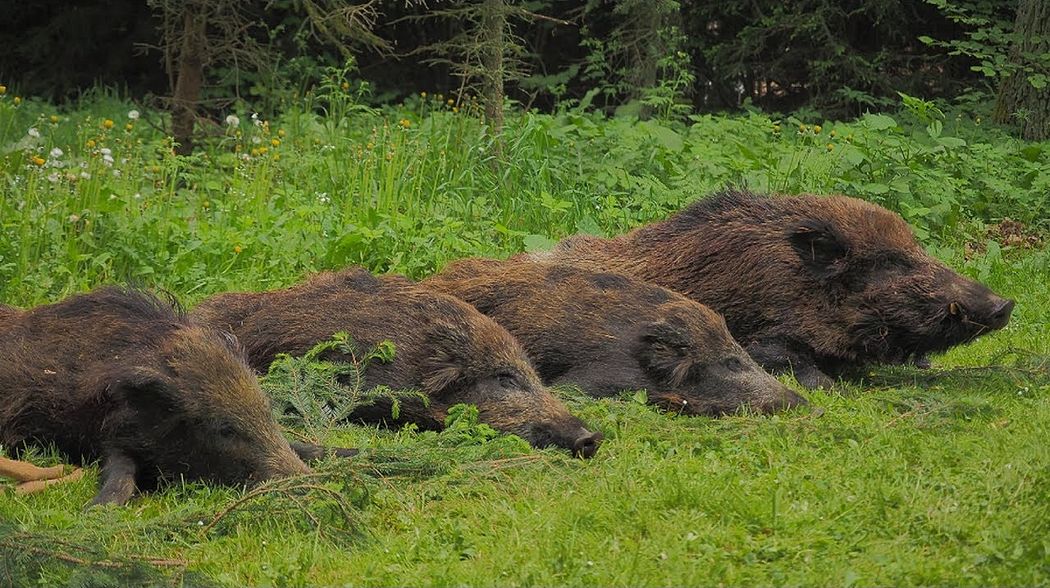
<box><xmin>110</xmin><ymin>369</ymin><xmax>179</xmax><ymax>416</ymax></box>
<box><xmin>422</xmin><ymin>324</ymin><xmax>469</xmax><ymax>395</ymax></box>
<box><xmin>788</xmin><ymin>219</ymin><xmax>849</xmax><ymax>276</ymax></box>
<box><xmin>637</xmin><ymin>321</ymin><xmax>691</xmax><ymax>386</ymax></box>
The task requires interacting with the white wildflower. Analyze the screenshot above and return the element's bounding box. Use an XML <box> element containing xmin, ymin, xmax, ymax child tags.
<box><xmin>102</xmin><ymin>153</ymin><xmax>115</xmax><ymax>166</ymax></box>
<box><xmin>127</xmin><ymin>109</ymin><xmax>140</xmax><ymax>120</ymax></box>
<box><xmin>99</xmin><ymin>147</ymin><xmax>112</xmax><ymax>156</ymax></box>
<box><xmin>80</xmin><ymin>171</ymin><xmax>91</xmax><ymax>180</ymax></box>
<box><xmin>27</xmin><ymin>127</ymin><xmax>40</xmax><ymax>138</ymax></box>
<box><xmin>47</xmin><ymin>172</ymin><xmax>60</xmax><ymax>183</ymax></box>
<box><xmin>251</xmin><ymin>112</ymin><xmax>262</xmax><ymax>127</ymax></box>
<box><xmin>49</xmin><ymin>147</ymin><xmax>63</xmax><ymax>158</ymax></box>
<box><xmin>225</xmin><ymin>114</ymin><xmax>240</xmax><ymax>127</ymax></box>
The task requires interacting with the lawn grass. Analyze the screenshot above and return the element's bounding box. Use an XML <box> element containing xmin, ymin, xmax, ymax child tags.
<box><xmin>1</xmin><ymin>90</ymin><xmax>1048</xmax><ymax>586</ymax></box>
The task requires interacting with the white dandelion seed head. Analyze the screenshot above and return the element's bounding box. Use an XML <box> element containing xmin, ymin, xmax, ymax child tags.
<box><xmin>225</xmin><ymin>114</ymin><xmax>240</xmax><ymax>127</ymax></box>
<box><xmin>27</xmin><ymin>127</ymin><xmax>40</xmax><ymax>138</ymax></box>
<box><xmin>49</xmin><ymin>147</ymin><xmax>63</xmax><ymax>158</ymax></box>
<box><xmin>127</xmin><ymin>109</ymin><xmax>140</xmax><ymax>120</ymax></box>
<box><xmin>99</xmin><ymin>147</ymin><xmax>112</xmax><ymax>156</ymax></box>
<box><xmin>102</xmin><ymin>154</ymin><xmax>115</xmax><ymax>166</ymax></box>
<box><xmin>80</xmin><ymin>171</ymin><xmax>91</xmax><ymax>179</ymax></box>
<box><xmin>47</xmin><ymin>172</ymin><xmax>60</xmax><ymax>183</ymax></box>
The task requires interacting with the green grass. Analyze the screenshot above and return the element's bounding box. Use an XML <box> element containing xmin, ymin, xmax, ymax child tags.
<box><xmin>1</xmin><ymin>89</ymin><xmax>1049</xmax><ymax>586</ymax></box>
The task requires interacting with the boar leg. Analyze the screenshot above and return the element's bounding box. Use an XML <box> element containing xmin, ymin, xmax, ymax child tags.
<box><xmin>289</xmin><ymin>441</ymin><xmax>359</xmax><ymax>461</ymax></box>
<box><xmin>745</xmin><ymin>339</ymin><xmax>835</xmax><ymax>389</ymax></box>
<box><xmin>89</xmin><ymin>450</ymin><xmax>138</xmax><ymax>506</ymax></box>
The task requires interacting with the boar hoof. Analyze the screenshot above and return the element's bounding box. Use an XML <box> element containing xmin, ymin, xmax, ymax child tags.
<box><xmin>795</xmin><ymin>367</ymin><xmax>835</xmax><ymax>390</ymax></box>
<box><xmin>573</xmin><ymin>432</ymin><xmax>603</xmax><ymax>459</ymax></box>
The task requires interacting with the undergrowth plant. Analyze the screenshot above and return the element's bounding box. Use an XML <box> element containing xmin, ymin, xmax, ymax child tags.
<box><xmin>262</xmin><ymin>331</ymin><xmax>410</xmax><ymax>442</ymax></box>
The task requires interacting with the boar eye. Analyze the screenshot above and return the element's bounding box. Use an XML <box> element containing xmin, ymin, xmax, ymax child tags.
<box><xmin>723</xmin><ymin>357</ymin><xmax>746</xmax><ymax>373</ymax></box>
<box><xmin>218</xmin><ymin>422</ymin><xmax>238</xmax><ymax>439</ymax></box>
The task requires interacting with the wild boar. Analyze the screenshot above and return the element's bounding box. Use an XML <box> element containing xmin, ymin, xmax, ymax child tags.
<box><xmin>0</xmin><ymin>287</ymin><xmax>311</xmax><ymax>506</ymax></box>
<box><xmin>528</xmin><ymin>189</ymin><xmax>1014</xmax><ymax>388</ymax></box>
<box><xmin>191</xmin><ymin>267</ymin><xmax>602</xmax><ymax>458</ymax></box>
<box><xmin>424</xmin><ymin>258</ymin><xmax>806</xmax><ymax>415</ymax></box>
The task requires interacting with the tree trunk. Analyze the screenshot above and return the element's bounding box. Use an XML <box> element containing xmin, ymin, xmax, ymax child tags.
<box><xmin>993</xmin><ymin>0</ymin><xmax>1050</xmax><ymax>141</ymax></box>
<box><xmin>480</xmin><ymin>0</ymin><xmax>506</xmax><ymax>159</ymax></box>
<box><xmin>172</xmin><ymin>8</ymin><xmax>206</xmax><ymax>155</ymax></box>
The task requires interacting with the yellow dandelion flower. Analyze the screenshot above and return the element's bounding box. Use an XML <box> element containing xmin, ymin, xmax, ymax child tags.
<box><xmin>826</xmin><ymin>143</ymin><xmax>834</xmax><ymax>151</ymax></box>
<box><xmin>452</xmin><ymin>106</ymin><xmax>459</xmax><ymax>113</ymax></box>
<box><xmin>813</xmin><ymin>125</ymin><xmax>822</xmax><ymax>133</ymax></box>
<box><xmin>13</xmin><ymin>96</ymin><xmax>21</xmax><ymax>105</ymax></box>
<box><xmin>85</xmin><ymin>139</ymin><xmax>96</xmax><ymax>149</ymax></box>
<box><xmin>277</xmin><ymin>129</ymin><xmax>286</xmax><ymax>137</ymax></box>
<box><xmin>49</xmin><ymin>114</ymin><xmax>59</xmax><ymax>124</ymax></box>
<box><xmin>366</xmin><ymin>142</ymin><xmax>374</xmax><ymax>150</ymax></box>
<box><xmin>341</xmin><ymin>82</ymin><xmax>350</xmax><ymax>91</ymax></box>
<box><xmin>447</xmin><ymin>99</ymin><xmax>454</xmax><ymax>106</ymax></box>
<box><xmin>31</xmin><ymin>155</ymin><xmax>45</xmax><ymax>166</ymax></box>
<box><xmin>0</xmin><ymin>85</ymin><xmax>6</xmax><ymax>94</ymax></box>
<box><xmin>125</xmin><ymin>123</ymin><xmax>133</xmax><ymax>131</ymax></box>
<box><xmin>103</xmin><ymin>119</ymin><xmax>114</xmax><ymax>129</ymax></box>
<box><xmin>234</xmin><ymin>245</ymin><xmax>243</xmax><ymax>254</ymax></box>
<box><xmin>259</xmin><ymin>146</ymin><xmax>268</xmax><ymax>155</ymax></box>
<box><xmin>250</xmin><ymin>147</ymin><xmax>261</xmax><ymax>157</ymax></box>
<box><xmin>420</xmin><ymin>91</ymin><xmax>427</xmax><ymax>98</ymax></box>
<box><xmin>271</xmin><ymin>138</ymin><xmax>280</xmax><ymax>147</ymax></box>
<box><xmin>798</xmin><ymin>124</ymin><xmax>806</xmax><ymax>132</ymax></box>
<box><xmin>829</xmin><ymin>130</ymin><xmax>837</xmax><ymax>137</ymax></box>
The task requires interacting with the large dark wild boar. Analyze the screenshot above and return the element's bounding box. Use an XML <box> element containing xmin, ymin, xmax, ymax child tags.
<box><xmin>424</xmin><ymin>259</ymin><xmax>807</xmax><ymax>415</ymax></box>
<box><xmin>0</xmin><ymin>288</ymin><xmax>311</xmax><ymax>506</ymax></box>
<box><xmin>191</xmin><ymin>267</ymin><xmax>602</xmax><ymax>458</ymax></box>
<box><xmin>528</xmin><ymin>190</ymin><xmax>1014</xmax><ymax>388</ymax></box>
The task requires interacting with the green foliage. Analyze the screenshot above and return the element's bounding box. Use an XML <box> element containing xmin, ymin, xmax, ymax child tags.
<box><xmin>0</xmin><ymin>88</ymin><xmax>1048</xmax><ymax>587</ymax></box>
<box><xmin>1</xmin><ymin>91</ymin><xmax>1047</xmax><ymax>305</ymax></box>
<box><xmin>262</xmin><ymin>331</ymin><xmax>410</xmax><ymax>441</ymax></box>
<box><xmin>920</xmin><ymin>0</ymin><xmax>1049</xmax><ymax>90</ymax></box>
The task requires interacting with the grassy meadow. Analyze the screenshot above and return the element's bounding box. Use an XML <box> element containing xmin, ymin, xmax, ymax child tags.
<box><xmin>1</xmin><ymin>86</ymin><xmax>1049</xmax><ymax>587</ymax></box>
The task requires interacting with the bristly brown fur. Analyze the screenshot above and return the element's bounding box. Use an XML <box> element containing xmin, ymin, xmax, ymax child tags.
<box><xmin>527</xmin><ymin>190</ymin><xmax>1013</xmax><ymax>387</ymax></box>
<box><xmin>0</xmin><ymin>286</ymin><xmax>308</xmax><ymax>505</ymax></box>
<box><xmin>424</xmin><ymin>258</ymin><xmax>806</xmax><ymax>416</ymax></box>
<box><xmin>191</xmin><ymin>267</ymin><xmax>601</xmax><ymax>456</ymax></box>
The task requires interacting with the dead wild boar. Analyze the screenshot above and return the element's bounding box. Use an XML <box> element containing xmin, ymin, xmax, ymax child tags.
<box><xmin>0</xmin><ymin>287</ymin><xmax>311</xmax><ymax>506</ymax></box>
<box><xmin>527</xmin><ymin>189</ymin><xmax>1014</xmax><ymax>388</ymax></box>
<box><xmin>191</xmin><ymin>267</ymin><xmax>602</xmax><ymax>458</ymax></box>
<box><xmin>424</xmin><ymin>258</ymin><xmax>806</xmax><ymax>415</ymax></box>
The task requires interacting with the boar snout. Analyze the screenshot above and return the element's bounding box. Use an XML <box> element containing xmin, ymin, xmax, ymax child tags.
<box><xmin>986</xmin><ymin>297</ymin><xmax>1015</xmax><ymax>330</ymax></box>
<box><xmin>528</xmin><ymin>421</ymin><xmax>603</xmax><ymax>459</ymax></box>
<box><xmin>262</xmin><ymin>446</ymin><xmax>312</xmax><ymax>482</ymax></box>
<box><xmin>758</xmin><ymin>383</ymin><xmax>808</xmax><ymax>414</ymax></box>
